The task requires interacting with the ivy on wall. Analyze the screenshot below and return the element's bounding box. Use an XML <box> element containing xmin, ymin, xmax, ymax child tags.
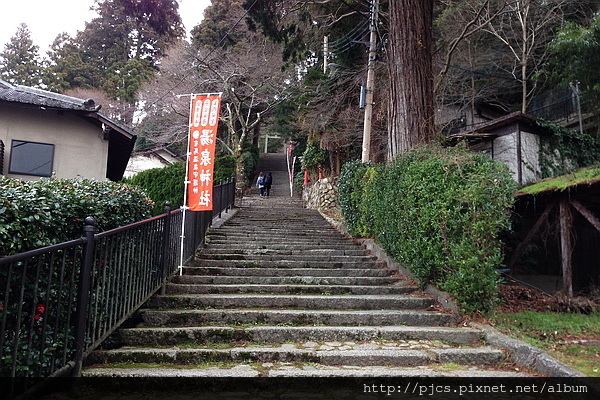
<box><xmin>536</xmin><ymin>120</ymin><xmax>599</xmax><ymax>179</ymax></box>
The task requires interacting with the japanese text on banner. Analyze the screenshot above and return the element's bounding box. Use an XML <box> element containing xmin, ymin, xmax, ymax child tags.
<box><xmin>187</xmin><ymin>94</ymin><xmax>221</xmax><ymax>211</ymax></box>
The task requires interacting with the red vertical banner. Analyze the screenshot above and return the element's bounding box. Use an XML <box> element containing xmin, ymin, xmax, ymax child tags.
<box><xmin>187</xmin><ymin>94</ymin><xmax>221</xmax><ymax>211</ymax></box>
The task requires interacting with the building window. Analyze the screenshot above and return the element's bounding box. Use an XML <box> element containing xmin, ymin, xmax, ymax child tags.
<box><xmin>9</xmin><ymin>140</ymin><xmax>55</xmax><ymax>177</ymax></box>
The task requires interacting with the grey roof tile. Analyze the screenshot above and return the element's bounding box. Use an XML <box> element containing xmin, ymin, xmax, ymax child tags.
<box><xmin>0</xmin><ymin>78</ymin><xmax>99</xmax><ymax>111</ymax></box>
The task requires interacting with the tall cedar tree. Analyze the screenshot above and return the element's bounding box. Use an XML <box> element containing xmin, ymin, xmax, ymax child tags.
<box><xmin>0</xmin><ymin>23</ymin><xmax>41</xmax><ymax>86</ymax></box>
<box><xmin>387</xmin><ymin>0</ymin><xmax>435</xmax><ymax>157</ymax></box>
<box><xmin>44</xmin><ymin>0</ymin><xmax>184</xmax><ymax>103</ymax></box>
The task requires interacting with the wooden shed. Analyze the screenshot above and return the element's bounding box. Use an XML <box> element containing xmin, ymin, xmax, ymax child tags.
<box><xmin>509</xmin><ymin>168</ymin><xmax>600</xmax><ymax>296</ymax></box>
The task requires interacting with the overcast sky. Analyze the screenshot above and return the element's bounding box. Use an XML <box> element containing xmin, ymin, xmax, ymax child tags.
<box><xmin>0</xmin><ymin>0</ymin><xmax>211</xmax><ymax>55</ymax></box>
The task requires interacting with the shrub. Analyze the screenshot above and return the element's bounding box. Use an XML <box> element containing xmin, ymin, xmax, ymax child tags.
<box><xmin>302</xmin><ymin>141</ymin><xmax>328</xmax><ymax>169</ymax></box>
<box><xmin>240</xmin><ymin>144</ymin><xmax>260</xmax><ymax>185</ymax></box>
<box><xmin>124</xmin><ymin>161</ymin><xmax>186</xmax><ymax>215</ymax></box>
<box><xmin>1</xmin><ymin>177</ymin><xmax>153</xmax><ymax>377</ymax></box>
<box><xmin>214</xmin><ymin>155</ymin><xmax>236</xmax><ymax>184</ymax></box>
<box><xmin>338</xmin><ymin>160</ymin><xmax>371</xmax><ymax>237</ymax></box>
<box><xmin>339</xmin><ymin>145</ymin><xmax>517</xmax><ymax>312</ymax></box>
<box><xmin>124</xmin><ymin>157</ymin><xmax>237</xmax><ymax>215</ymax></box>
<box><xmin>0</xmin><ymin>177</ymin><xmax>153</xmax><ymax>256</ymax></box>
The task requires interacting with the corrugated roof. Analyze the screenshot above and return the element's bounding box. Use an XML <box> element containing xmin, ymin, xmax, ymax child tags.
<box><xmin>0</xmin><ymin>78</ymin><xmax>100</xmax><ymax>111</ymax></box>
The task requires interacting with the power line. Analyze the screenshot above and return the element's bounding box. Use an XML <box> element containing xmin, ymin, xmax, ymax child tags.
<box><xmin>326</xmin><ymin>19</ymin><xmax>370</xmax><ymax>48</ymax></box>
<box><xmin>326</xmin><ymin>20</ymin><xmax>371</xmax><ymax>54</ymax></box>
<box><xmin>434</xmin><ymin>60</ymin><xmax>520</xmax><ymax>82</ymax></box>
<box><xmin>338</xmin><ymin>0</ymin><xmax>370</xmax><ymax>19</ymax></box>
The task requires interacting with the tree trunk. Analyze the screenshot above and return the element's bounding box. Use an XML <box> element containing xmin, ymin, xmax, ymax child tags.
<box><xmin>387</xmin><ymin>0</ymin><xmax>435</xmax><ymax>159</ymax></box>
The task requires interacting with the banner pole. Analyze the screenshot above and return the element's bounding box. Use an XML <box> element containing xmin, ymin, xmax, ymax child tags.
<box><xmin>286</xmin><ymin>144</ymin><xmax>292</xmax><ymax>197</ymax></box>
<box><xmin>179</xmin><ymin>94</ymin><xmax>195</xmax><ymax>276</ymax></box>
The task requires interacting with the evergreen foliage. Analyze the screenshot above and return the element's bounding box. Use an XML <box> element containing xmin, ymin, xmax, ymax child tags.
<box><xmin>43</xmin><ymin>33</ymin><xmax>93</xmax><ymax>92</ymax></box>
<box><xmin>339</xmin><ymin>145</ymin><xmax>517</xmax><ymax>312</ymax></box>
<box><xmin>541</xmin><ymin>14</ymin><xmax>600</xmax><ymax>107</ymax></box>
<box><xmin>123</xmin><ymin>157</ymin><xmax>237</xmax><ymax>215</ymax></box>
<box><xmin>240</xmin><ymin>144</ymin><xmax>260</xmax><ymax>185</ymax></box>
<box><xmin>43</xmin><ymin>0</ymin><xmax>184</xmax><ymax>101</ymax></box>
<box><xmin>191</xmin><ymin>0</ymin><xmax>245</xmax><ymax>49</ymax></box>
<box><xmin>0</xmin><ymin>23</ymin><xmax>41</xmax><ymax>86</ymax></box>
<box><xmin>536</xmin><ymin>120</ymin><xmax>600</xmax><ymax>178</ymax></box>
<box><xmin>302</xmin><ymin>141</ymin><xmax>328</xmax><ymax>170</ymax></box>
<box><xmin>123</xmin><ymin>161</ymin><xmax>186</xmax><ymax>215</ymax></box>
<box><xmin>0</xmin><ymin>177</ymin><xmax>153</xmax><ymax>256</ymax></box>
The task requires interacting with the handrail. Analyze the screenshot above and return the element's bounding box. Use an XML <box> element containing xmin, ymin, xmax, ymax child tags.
<box><xmin>0</xmin><ymin>179</ymin><xmax>236</xmax><ymax>387</ymax></box>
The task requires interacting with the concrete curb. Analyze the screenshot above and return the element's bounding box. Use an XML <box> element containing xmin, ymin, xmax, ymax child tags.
<box><xmin>470</xmin><ymin>322</ymin><xmax>586</xmax><ymax>377</ymax></box>
<box><xmin>318</xmin><ymin>209</ymin><xmax>587</xmax><ymax>377</ymax></box>
<box><xmin>209</xmin><ymin>206</ymin><xmax>240</xmax><ymax>229</ymax></box>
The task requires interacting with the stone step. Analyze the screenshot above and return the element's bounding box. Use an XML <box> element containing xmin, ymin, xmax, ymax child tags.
<box><xmin>224</xmin><ymin>222</ymin><xmax>333</xmax><ymax>229</ymax></box>
<box><xmin>165</xmin><ymin>283</ymin><xmax>417</xmax><ymax>295</ymax></box>
<box><xmin>200</xmin><ymin>248</ymin><xmax>372</xmax><ymax>256</ymax></box>
<box><xmin>82</xmin><ymin>364</ymin><xmax>528</xmax><ymax>378</ymax></box>
<box><xmin>87</xmin><ymin>346</ymin><xmax>504</xmax><ymax>367</ymax></box>
<box><xmin>228</xmin><ymin>211</ymin><xmax>325</xmax><ymax>217</ymax></box>
<box><xmin>196</xmin><ymin>253</ymin><xmax>378</xmax><ymax>262</ymax></box>
<box><xmin>182</xmin><ymin>267</ymin><xmax>396</xmax><ymax>277</ymax></box>
<box><xmin>206</xmin><ymin>228</ymin><xmax>344</xmax><ymax>240</ymax></box>
<box><xmin>211</xmin><ymin>231</ymin><xmax>347</xmax><ymax>239</ymax></box>
<box><xmin>210</xmin><ymin>225</ymin><xmax>341</xmax><ymax>232</ymax></box>
<box><xmin>205</xmin><ymin>238</ymin><xmax>356</xmax><ymax>246</ymax></box>
<box><xmin>190</xmin><ymin>259</ymin><xmax>385</xmax><ymax>269</ymax></box>
<box><xmin>203</xmin><ymin>243</ymin><xmax>362</xmax><ymax>251</ymax></box>
<box><xmin>172</xmin><ymin>275</ymin><xmax>402</xmax><ymax>286</ymax></box>
<box><xmin>82</xmin><ymin>156</ymin><xmax>527</xmax><ymax>379</ymax></box>
<box><xmin>146</xmin><ymin>294</ymin><xmax>434</xmax><ymax>310</ymax></box>
<box><xmin>116</xmin><ymin>326</ymin><xmax>483</xmax><ymax>347</ymax></box>
<box><xmin>138</xmin><ymin>309</ymin><xmax>457</xmax><ymax>327</ymax></box>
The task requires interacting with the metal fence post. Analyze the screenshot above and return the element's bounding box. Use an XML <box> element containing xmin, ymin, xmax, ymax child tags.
<box><xmin>232</xmin><ymin>177</ymin><xmax>236</xmax><ymax>210</ymax></box>
<box><xmin>230</xmin><ymin>177</ymin><xmax>235</xmax><ymax>209</ymax></box>
<box><xmin>218</xmin><ymin>180</ymin><xmax>223</xmax><ymax>219</ymax></box>
<box><xmin>72</xmin><ymin>217</ymin><xmax>95</xmax><ymax>377</ymax></box>
<box><xmin>160</xmin><ymin>202</ymin><xmax>171</xmax><ymax>295</ymax></box>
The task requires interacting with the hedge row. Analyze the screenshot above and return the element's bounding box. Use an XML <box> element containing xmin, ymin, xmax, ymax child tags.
<box><xmin>339</xmin><ymin>145</ymin><xmax>517</xmax><ymax>312</ymax></box>
<box><xmin>0</xmin><ymin>177</ymin><xmax>153</xmax><ymax>256</ymax></box>
<box><xmin>123</xmin><ymin>155</ymin><xmax>237</xmax><ymax>215</ymax></box>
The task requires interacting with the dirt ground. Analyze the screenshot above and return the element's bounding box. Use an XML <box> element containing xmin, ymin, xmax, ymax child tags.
<box><xmin>497</xmin><ymin>283</ymin><xmax>555</xmax><ymax>313</ymax></box>
<box><xmin>497</xmin><ymin>282</ymin><xmax>599</xmax><ymax>314</ymax></box>
<box><xmin>493</xmin><ymin>283</ymin><xmax>600</xmax><ymax>345</ymax></box>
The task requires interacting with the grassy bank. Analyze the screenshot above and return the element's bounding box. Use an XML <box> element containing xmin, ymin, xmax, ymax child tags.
<box><xmin>489</xmin><ymin>311</ymin><xmax>600</xmax><ymax>376</ymax></box>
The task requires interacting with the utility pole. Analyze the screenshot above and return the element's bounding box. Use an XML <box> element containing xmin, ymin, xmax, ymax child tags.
<box><xmin>323</xmin><ymin>35</ymin><xmax>329</xmax><ymax>74</ymax></box>
<box><xmin>361</xmin><ymin>0</ymin><xmax>378</xmax><ymax>163</ymax></box>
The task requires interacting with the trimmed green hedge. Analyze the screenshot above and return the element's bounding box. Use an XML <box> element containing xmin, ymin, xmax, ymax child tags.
<box><xmin>124</xmin><ymin>161</ymin><xmax>186</xmax><ymax>215</ymax></box>
<box><xmin>339</xmin><ymin>145</ymin><xmax>517</xmax><ymax>312</ymax></box>
<box><xmin>0</xmin><ymin>177</ymin><xmax>153</xmax><ymax>256</ymax></box>
<box><xmin>124</xmin><ymin>156</ymin><xmax>237</xmax><ymax>215</ymax></box>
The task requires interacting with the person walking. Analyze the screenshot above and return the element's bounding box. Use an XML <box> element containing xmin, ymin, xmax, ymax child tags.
<box><xmin>256</xmin><ymin>172</ymin><xmax>266</xmax><ymax>197</ymax></box>
<box><xmin>264</xmin><ymin>171</ymin><xmax>273</xmax><ymax>196</ymax></box>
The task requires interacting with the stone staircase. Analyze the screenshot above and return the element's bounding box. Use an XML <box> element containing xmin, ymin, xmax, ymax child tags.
<box><xmin>83</xmin><ymin>154</ymin><xmax>528</xmax><ymax>378</ymax></box>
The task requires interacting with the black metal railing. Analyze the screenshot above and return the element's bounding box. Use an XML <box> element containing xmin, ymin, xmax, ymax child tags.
<box><xmin>528</xmin><ymin>88</ymin><xmax>593</xmax><ymax>124</ymax></box>
<box><xmin>0</xmin><ymin>140</ymin><xmax>4</xmax><ymax>175</ymax></box>
<box><xmin>0</xmin><ymin>179</ymin><xmax>236</xmax><ymax>382</ymax></box>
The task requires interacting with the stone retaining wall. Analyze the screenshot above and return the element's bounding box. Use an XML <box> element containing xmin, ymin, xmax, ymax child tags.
<box><xmin>303</xmin><ymin>177</ymin><xmax>339</xmax><ymax>209</ymax></box>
